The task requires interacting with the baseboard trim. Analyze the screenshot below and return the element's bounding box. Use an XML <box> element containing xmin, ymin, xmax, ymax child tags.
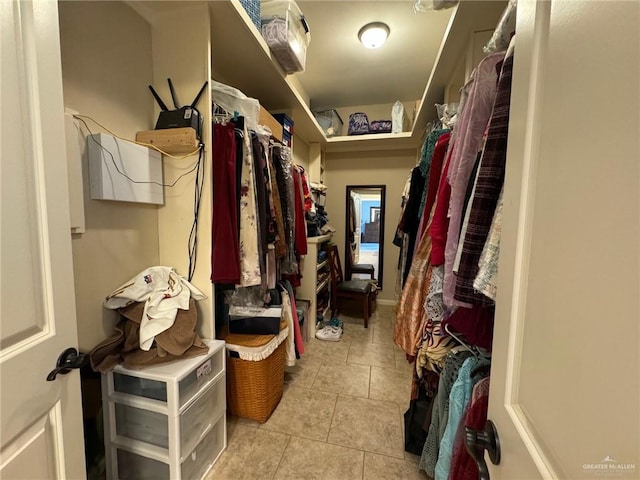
<box><xmin>376</xmin><ymin>299</ymin><xmax>398</xmax><ymax>306</ymax></box>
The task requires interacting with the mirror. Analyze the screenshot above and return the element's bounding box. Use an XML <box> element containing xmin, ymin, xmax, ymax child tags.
<box><xmin>345</xmin><ymin>185</ymin><xmax>386</xmax><ymax>289</ymax></box>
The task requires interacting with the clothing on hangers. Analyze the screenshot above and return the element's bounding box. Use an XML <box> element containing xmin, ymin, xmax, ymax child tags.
<box><xmin>448</xmin><ymin>378</ymin><xmax>490</xmax><ymax>480</ymax></box>
<box><xmin>419</xmin><ymin>349</ymin><xmax>474</xmax><ymax>476</ymax></box>
<box><xmin>443</xmin><ymin>52</ymin><xmax>505</xmax><ymax>309</ymax></box>
<box><xmin>237</xmin><ymin>123</ymin><xmax>262</xmax><ymax>287</ymax></box>
<box><xmin>455</xmin><ymin>47</ymin><xmax>515</xmax><ymax>305</ymax></box>
<box><xmin>211</xmin><ymin>122</ymin><xmax>241</xmax><ymax>284</ymax></box>
<box><xmin>434</xmin><ymin>354</ymin><xmax>490</xmax><ymax>480</ymax></box>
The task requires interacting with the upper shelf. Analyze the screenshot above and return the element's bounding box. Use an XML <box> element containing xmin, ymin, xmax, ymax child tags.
<box><xmin>137</xmin><ymin>0</ymin><xmax>507</xmax><ymax>151</ymax></box>
<box><xmin>209</xmin><ymin>0</ymin><xmax>326</xmax><ymax>144</ymax></box>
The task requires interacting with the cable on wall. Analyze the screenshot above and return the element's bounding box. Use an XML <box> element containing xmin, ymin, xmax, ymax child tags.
<box><xmin>75</xmin><ymin>114</ymin><xmax>206</xmax><ymax>281</ymax></box>
<box><xmin>76</xmin><ymin>116</ymin><xmax>202</xmax><ymax>189</ymax></box>
<box><xmin>74</xmin><ymin>113</ymin><xmax>202</xmax><ymax>159</ymax></box>
<box><xmin>187</xmin><ymin>144</ymin><xmax>205</xmax><ymax>282</ymax></box>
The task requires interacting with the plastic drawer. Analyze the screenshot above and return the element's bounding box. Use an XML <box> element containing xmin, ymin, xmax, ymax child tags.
<box><xmin>115</xmin><ymin>403</ymin><xmax>168</xmax><ymax>448</ymax></box>
<box><xmin>113</xmin><ymin>373</ymin><xmax>167</xmax><ymax>402</ymax></box>
<box><xmin>180</xmin><ymin>377</ymin><xmax>226</xmax><ymax>454</ymax></box>
<box><xmin>177</xmin><ymin>352</ymin><xmax>224</xmax><ymax>406</ymax></box>
<box><xmin>113</xmin><ymin>414</ymin><xmax>225</xmax><ymax>480</ymax></box>
<box><xmin>180</xmin><ymin>417</ymin><xmax>225</xmax><ymax>479</ymax></box>
<box><xmin>116</xmin><ymin>448</ymin><xmax>169</xmax><ymax>480</ymax></box>
<box><xmin>110</xmin><ymin>347</ymin><xmax>224</xmax><ymax>408</ymax></box>
<box><xmin>113</xmin><ymin>377</ymin><xmax>225</xmax><ymax>453</ymax></box>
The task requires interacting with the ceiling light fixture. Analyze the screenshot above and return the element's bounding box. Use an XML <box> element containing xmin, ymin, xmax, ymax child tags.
<box><xmin>358</xmin><ymin>22</ymin><xmax>390</xmax><ymax>49</ymax></box>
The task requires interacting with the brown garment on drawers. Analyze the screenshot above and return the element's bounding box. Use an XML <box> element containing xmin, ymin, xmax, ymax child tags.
<box><xmin>89</xmin><ymin>298</ymin><xmax>207</xmax><ymax>372</ymax></box>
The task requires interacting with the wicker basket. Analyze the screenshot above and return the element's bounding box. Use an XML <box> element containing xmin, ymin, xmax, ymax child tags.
<box><xmin>224</xmin><ymin>327</ymin><xmax>287</xmax><ymax>423</ymax></box>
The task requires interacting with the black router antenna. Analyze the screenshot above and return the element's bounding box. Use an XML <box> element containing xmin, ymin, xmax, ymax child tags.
<box><xmin>148</xmin><ymin>85</ymin><xmax>169</xmax><ymax>111</ymax></box>
<box><xmin>167</xmin><ymin>78</ymin><xmax>181</xmax><ymax>109</ymax></box>
<box><xmin>191</xmin><ymin>81</ymin><xmax>208</xmax><ymax>108</ymax></box>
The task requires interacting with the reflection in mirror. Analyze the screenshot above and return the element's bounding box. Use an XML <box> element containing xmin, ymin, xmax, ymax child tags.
<box><xmin>345</xmin><ymin>185</ymin><xmax>386</xmax><ymax>289</ymax></box>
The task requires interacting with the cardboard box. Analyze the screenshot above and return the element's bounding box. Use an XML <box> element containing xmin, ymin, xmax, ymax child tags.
<box><xmin>258</xmin><ymin>106</ymin><xmax>284</xmax><ymax>142</ymax></box>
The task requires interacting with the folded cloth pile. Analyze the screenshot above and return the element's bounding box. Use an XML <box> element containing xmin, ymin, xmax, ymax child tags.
<box><xmin>104</xmin><ymin>266</ymin><xmax>206</xmax><ymax>351</ymax></box>
<box><xmin>90</xmin><ymin>299</ymin><xmax>208</xmax><ymax>372</ymax></box>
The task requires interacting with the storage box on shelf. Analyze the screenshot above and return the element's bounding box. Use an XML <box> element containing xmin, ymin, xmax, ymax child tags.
<box><xmin>102</xmin><ymin>339</ymin><xmax>226</xmax><ymax>480</ymax></box>
<box><xmin>313</xmin><ymin>109</ymin><xmax>343</xmax><ymax>137</ymax></box>
<box><xmin>258</xmin><ymin>106</ymin><xmax>284</xmax><ymax>143</ymax></box>
<box><xmin>239</xmin><ymin>0</ymin><xmax>261</xmax><ymax>30</ymax></box>
<box><xmin>260</xmin><ymin>0</ymin><xmax>310</xmax><ymax>74</ymax></box>
<box><xmin>369</xmin><ymin>120</ymin><xmax>392</xmax><ymax>134</ymax></box>
<box><xmin>272</xmin><ymin>112</ymin><xmax>294</xmax><ymax>147</ymax></box>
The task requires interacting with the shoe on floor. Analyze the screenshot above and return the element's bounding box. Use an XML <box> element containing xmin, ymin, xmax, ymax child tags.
<box><xmin>328</xmin><ymin>317</ymin><xmax>344</xmax><ymax>329</ymax></box>
<box><xmin>315</xmin><ymin>326</ymin><xmax>342</xmax><ymax>342</ymax></box>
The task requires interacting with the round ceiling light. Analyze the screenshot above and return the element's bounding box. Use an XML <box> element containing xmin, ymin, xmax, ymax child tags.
<box><xmin>358</xmin><ymin>22</ymin><xmax>390</xmax><ymax>49</ymax></box>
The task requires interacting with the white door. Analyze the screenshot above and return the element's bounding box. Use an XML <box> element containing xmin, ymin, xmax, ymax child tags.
<box><xmin>487</xmin><ymin>1</ymin><xmax>639</xmax><ymax>479</ymax></box>
<box><xmin>351</xmin><ymin>191</ymin><xmax>362</xmax><ymax>262</ymax></box>
<box><xmin>1</xmin><ymin>1</ymin><xmax>86</xmax><ymax>478</ymax></box>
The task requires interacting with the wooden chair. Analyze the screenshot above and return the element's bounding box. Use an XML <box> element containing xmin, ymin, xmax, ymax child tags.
<box><xmin>350</xmin><ymin>262</ymin><xmax>375</xmax><ymax>280</ymax></box>
<box><xmin>326</xmin><ymin>245</ymin><xmax>374</xmax><ymax>328</ymax></box>
<box><xmin>346</xmin><ymin>245</ymin><xmax>375</xmax><ymax>280</ymax></box>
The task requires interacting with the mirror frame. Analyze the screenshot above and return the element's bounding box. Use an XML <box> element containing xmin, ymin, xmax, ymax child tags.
<box><xmin>345</xmin><ymin>185</ymin><xmax>386</xmax><ymax>289</ymax></box>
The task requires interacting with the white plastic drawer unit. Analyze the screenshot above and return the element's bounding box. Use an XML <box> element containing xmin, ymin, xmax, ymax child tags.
<box><xmin>102</xmin><ymin>339</ymin><xmax>227</xmax><ymax>480</ymax></box>
<box><xmin>113</xmin><ymin>377</ymin><xmax>225</xmax><ymax>453</ymax></box>
<box><xmin>109</xmin><ymin>343</ymin><xmax>224</xmax><ymax>407</ymax></box>
<box><xmin>114</xmin><ymin>414</ymin><xmax>225</xmax><ymax>480</ymax></box>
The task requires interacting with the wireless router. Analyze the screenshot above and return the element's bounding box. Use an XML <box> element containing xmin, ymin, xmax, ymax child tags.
<box><xmin>149</xmin><ymin>79</ymin><xmax>208</xmax><ymax>140</ymax></box>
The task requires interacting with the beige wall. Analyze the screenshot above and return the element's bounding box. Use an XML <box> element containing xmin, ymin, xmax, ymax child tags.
<box><xmin>59</xmin><ymin>2</ymin><xmax>159</xmax><ymax>351</ymax></box>
<box><xmin>325</xmin><ymin>149</ymin><xmax>417</xmax><ymax>302</ymax></box>
<box><xmin>293</xmin><ymin>136</ymin><xmax>310</xmax><ymax>171</ymax></box>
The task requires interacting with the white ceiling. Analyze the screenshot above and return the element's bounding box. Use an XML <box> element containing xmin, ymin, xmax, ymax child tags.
<box><xmin>295</xmin><ymin>1</ymin><xmax>454</xmax><ymax>109</ymax></box>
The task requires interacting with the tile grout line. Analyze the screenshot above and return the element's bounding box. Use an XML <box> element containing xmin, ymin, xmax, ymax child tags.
<box><xmin>308</xmin><ymin>361</ymin><xmax>321</xmax><ymax>388</ymax></box>
<box><xmin>325</xmin><ymin>392</ymin><xmax>340</xmax><ymax>443</ymax></box>
<box><xmin>324</xmin><ymin>436</ymin><xmax>407</xmax><ymax>461</ymax></box>
<box><xmin>271</xmin><ymin>434</ymin><xmax>293</xmax><ymax>480</ymax></box>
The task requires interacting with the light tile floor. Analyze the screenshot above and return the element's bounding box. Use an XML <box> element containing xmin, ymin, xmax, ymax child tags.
<box><xmin>207</xmin><ymin>305</ymin><xmax>428</xmax><ymax>480</ymax></box>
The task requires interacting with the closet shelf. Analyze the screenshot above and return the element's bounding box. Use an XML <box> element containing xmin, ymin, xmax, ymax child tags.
<box><xmin>208</xmin><ymin>0</ymin><xmax>505</xmax><ymax>150</ymax></box>
<box><xmin>307</xmin><ymin>234</ymin><xmax>333</xmax><ymax>244</ymax></box>
<box><xmin>317</xmin><ymin>259</ymin><xmax>328</xmax><ymax>271</ymax></box>
<box><xmin>316</xmin><ymin>277</ymin><xmax>330</xmax><ymax>295</ymax></box>
<box><xmin>410</xmin><ymin>0</ymin><xmax>508</xmax><ymax>140</ymax></box>
<box><xmin>325</xmin><ymin>132</ymin><xmax>418</xmax><ymax>153</ymax></box>
<box><xmin>135</xmin><ymin>0</ymin><xmax>507</xmax><ymax>151</ymax></box>
<box><xmin>209</xmin><ymin>0</ymin><xmax>325</xmax><ymax>144</ymax></box>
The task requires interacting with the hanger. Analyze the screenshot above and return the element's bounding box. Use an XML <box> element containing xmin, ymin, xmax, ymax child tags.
<box><xmin>212</xmin><ymin>113</ymin><xmax>232</xmax><ymax>125</ymax></box>
<box><xmin>444</xmin><ymin>323</ymin><xmax>476</xmax><ymax>356</ymax></box>
<box><xmin>444</xmin><ymin>323</ymin><xmax>491</xmax><ymax>360</ymax></box>
<box><xmin>212</xmin><ymin>104</ymin><xmax>240</xmax><ymax>125</ymax></box>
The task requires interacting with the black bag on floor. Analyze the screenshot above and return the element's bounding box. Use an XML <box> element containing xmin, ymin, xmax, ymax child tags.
<box><xmin>403</xmin><ymin>386</ymin><xmax>434</xmax><ymax>455</ymax></box>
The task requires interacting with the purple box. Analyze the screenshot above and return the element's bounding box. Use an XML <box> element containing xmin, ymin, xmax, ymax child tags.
<box><xmin>369</xmin><ymin>120</ymin><xmax>392</xmax><ymax>133</ymax></box>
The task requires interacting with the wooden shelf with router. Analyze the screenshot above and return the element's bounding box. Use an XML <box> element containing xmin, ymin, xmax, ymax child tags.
<box><xmin>136</xmin><ymin>127</ymin><xmax>200</xmax><ymax>155</ymax></box>
<box><xmin>135</xmin><ymin>107</ymin><xmax>286</xmax><ymax>156</ymax></box>
<box><xmin>138</xmin><ymin>78</ymin><xmax>206</xmax><ymax>156</ymax></box>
